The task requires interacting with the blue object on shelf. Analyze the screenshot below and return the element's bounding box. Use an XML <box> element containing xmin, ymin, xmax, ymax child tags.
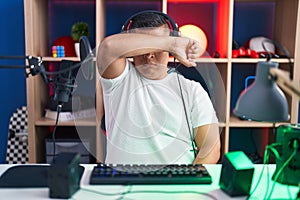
<box><xmin>245</xmin><ymin>75</ymin><xmax>256</xmax><ymax>89</ymax></box>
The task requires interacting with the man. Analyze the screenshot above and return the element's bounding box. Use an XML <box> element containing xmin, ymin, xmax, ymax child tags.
<box><xmin>97</xmin><ymin>11</ymin><xmax>220</xmax><ymax>164</ymax></box>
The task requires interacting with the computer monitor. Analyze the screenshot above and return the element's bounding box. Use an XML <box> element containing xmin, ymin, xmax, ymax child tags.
<box><xmin>272</xmin><ymin>124</ymin><xmax>300</xmax><ymax>186</ymax></box>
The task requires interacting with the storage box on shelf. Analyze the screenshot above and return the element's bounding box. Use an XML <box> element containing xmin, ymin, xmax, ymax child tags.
<box><xmin>45</xmin><ymin>127</ymin><xmax>96</xmax><ymax>164</ymax></box>
<box><xmin>24</xmin><ymin>0</ymin><xmax>299</xmax><ymax>163</ymax></box>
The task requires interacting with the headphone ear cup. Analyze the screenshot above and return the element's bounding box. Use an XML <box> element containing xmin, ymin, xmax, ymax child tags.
<box><xmin>171</xmin><ymin>30</ymin><xmax>180</xmax><ymax>37</ymax></box>
<box><xmin>168</xmin><ymin>19</ymin><xmax>179</xmax><ymax>37</ymax></box>
<box><xmin>121</xmin><ymin>19</ymin><xmax>131</xmax><ymax>33</ymax></box>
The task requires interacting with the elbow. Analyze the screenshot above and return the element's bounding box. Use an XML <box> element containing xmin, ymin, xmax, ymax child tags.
<box><xmin>99</xmin><ymin>36</ymin><xmax>115</xmax><ymax>52</ymax></box>
<box><xmin>193</xmin><ymin>139</ymin><xmax>221</xmax><ymax>164</ymax></box>
<box><xmin>210</xmin><ymin>138</ymin><xmax>221</xmax><ymax>163</ymax></box>
<box><xmin>96</xmin><ymin>37</ymin><xmax>114</xmax><ymax>74</ymax></box>
<box><xmin>213</xmin><ymin>149</ymin><xmax>221</xmax><ymax>164</ymax></box>
<box><xmin>213</xmin><ymin>139</ymin><xmax>221</xmax><ymax>162</ymax></box>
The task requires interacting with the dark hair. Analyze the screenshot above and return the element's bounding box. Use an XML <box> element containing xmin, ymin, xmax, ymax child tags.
<box><xmin>130</xmin><ymin>12</ymin><xmax>168</xmax><ymax>29</ymax></box>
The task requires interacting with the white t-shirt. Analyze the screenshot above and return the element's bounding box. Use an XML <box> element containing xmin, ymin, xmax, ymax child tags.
<box><xmin>100</xmin><ymin>60</ymin><xmax>218</xmax><ymax>164</ymax></box>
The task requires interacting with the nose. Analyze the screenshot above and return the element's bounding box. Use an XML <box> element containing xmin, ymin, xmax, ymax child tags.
<box><xmin>145</xmin><ymin>52</ymin><xmax>155</xmax><ymax>59</ymax></box>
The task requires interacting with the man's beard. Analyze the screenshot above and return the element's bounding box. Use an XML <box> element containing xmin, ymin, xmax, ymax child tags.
<box><xmin>135</xmin><ymin>63</ymin><xmax>167</xmax><ymax>80</ymax></box>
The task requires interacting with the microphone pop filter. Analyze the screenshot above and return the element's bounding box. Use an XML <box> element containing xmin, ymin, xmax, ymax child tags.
<box><xmin>79</xmin><ymin>36</ymin><xmax>94</xmax><ymax>80</ymax></box>
<box><xmin>79</xmin><ymin>36</ymin><xmax>92</xmax><ymax>61</ymax></box>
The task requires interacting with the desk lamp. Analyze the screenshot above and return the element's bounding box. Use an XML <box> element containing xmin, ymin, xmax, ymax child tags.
<box><xmin>233</xmin><ymin>59</ymin><xmax>300</xmax><ymax>121</ymax></box>
<box><xmin>233</xmin><ymin>39</ymin><xmax>300</xmax><ymax>187</ymax></box>
<box><xmin>233</xmin><ymin>60</ymin><xmax>289</xmax><ymax>122</ymax></box>
<box><xmin>233</xmin><ymin>39</ymin><xmax>299</xmax><ymax>121</ymax></box>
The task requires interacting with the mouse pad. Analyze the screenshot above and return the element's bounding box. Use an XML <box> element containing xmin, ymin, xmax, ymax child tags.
<box><xmin>0</xmin><ymin>165</ymin><xmax>84</xmax><ymax>188</ymax></box>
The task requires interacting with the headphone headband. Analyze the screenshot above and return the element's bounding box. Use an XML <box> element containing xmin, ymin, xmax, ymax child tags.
<box><xmin>121</xmin><ymin>10</ymin><xmax>179</xmax><ymax>37</ymax></box>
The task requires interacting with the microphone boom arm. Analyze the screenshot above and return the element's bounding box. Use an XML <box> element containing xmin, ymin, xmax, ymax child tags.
<box><xmin>269</xmin><ymin>67</ymin><xmax>300</xmax><ymax>100</ymax></box>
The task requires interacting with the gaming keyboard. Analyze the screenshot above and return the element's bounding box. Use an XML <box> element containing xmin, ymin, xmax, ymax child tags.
<box><xmin>89</xmin><ymin>163</ymin><xmax>212</xmax><ymax>185</ymax></box>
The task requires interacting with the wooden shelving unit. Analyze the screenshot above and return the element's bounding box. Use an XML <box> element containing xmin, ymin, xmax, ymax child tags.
<box><xmin>24</xmin><ymin>0</ymin><xmax>299</xmax><ymax>163</ymax></box>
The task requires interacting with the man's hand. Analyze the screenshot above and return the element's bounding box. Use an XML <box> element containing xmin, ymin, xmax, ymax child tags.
<box><xmin>172</xmin><ymin>37</ymin><xmax>202</xmax><ymax>67</ymax></box>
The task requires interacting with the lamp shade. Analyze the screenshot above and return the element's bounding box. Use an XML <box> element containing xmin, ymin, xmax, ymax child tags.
<box><xmin>233</xmin><ymin>61</ymin><xmax>289</xmax><ymax>122</ymax></box>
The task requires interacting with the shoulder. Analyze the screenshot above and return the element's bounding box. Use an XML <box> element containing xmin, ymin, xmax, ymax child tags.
<box><xmin>170</xmin><ymin>72</ymin><xmax>210</xmax><ymax>101</ymax></box>
<box><xmin>171</xmin><ymin>72</ymin><xmax>205</xmax><ymax>90</ymax></box>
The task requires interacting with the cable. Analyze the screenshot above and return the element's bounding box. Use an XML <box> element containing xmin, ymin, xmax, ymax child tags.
<box><xmin>79</xmin><ymin>186</ymin><xmax>218</xmax><ymax>200</ymax></box>
<box><xmin>79</xmin><ymin>185</ymin><xmax>132</xmax><ymax>197</ymax></box>
<box><xmin>263</xmin><ymin>147</ymin><xmax>271</xmax><ymax>200</ymax></box>
<box><xmin>247</xmin><ymin>143</ymin><xmax>287</xmax><ymax>199</ymax></box>
<box><xmin>267</xmin><ymin>143</ymin><xmax>298</xmax><ymax>199</ymax></box>
<box><xmin>175</xmin><ymin>67</ymin><xmax>197</xmax><ymax>159</ymax></box>
<box><xmin>262</xmin><ymin>39</ymin><xmax>293</xmax><ymax>80</ymax></box>
<box><xmin>266</xmin><ymin>143</ymin><xmax>281</xmax><ymax>160</ymax></box>
<box><xmin>247</xmin><ymin>145</ymin><xmax>271</xmax><ymax>199</ymax></box>
<box><xmin>43</xmin><ymin>60</ymin><xmax>82</xmax><ymax>76</ymax></box>
<box><xmin>250</xmin><ymin>140</ymin><xmax>299</xmax><ymax>199</ymax></box>
<box><xmin>176</xmin><ymin>72</ymin><xmax>197</xmax><ymax>158</ymax></box>
<box><xmin>51</xmin><ymin>104</ymin><xmax>62</xmax><ymax>161</ymax></box>
<box><xmin>287</xmin><ymin>184</ymin><xmax>293</xmax><ymax>200</ymax></box>
<box><xmin>1</xmin><ymin>55</ymin><xmax>92</xmax><ymax>76</ymax></box>
<box><xmin>124</xmin><ymin>190</ymin><xmax>218</xmax><ymax>200</ymax></box>
<box><xmin>170</xmin><ymin>57</ymin><xmax>198</xmax><ymax>158</ymax></box>
<box><xmin>249</xmin><ymin>129</ymin><xmax>262</xmax><ymax>163</ymax></box>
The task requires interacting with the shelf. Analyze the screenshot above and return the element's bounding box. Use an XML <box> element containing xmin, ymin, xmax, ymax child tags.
<box><xmin>42</xmin><ymin>57</ymin><xmax>80</xmax><ymax>62</ymax></box>
<box><xmin>196</xmin><ymin>58</ymin><xmax>229</xmax><ymax>63</ymax></box>
<box><xmin>235</xmin><ymin>0</ymin><xmax>281</xmax><ymax>2</ymax></box>
<box><xmin>231</xmin><ymin>58</ymin><xmax>294</xmax><ymax>63</ymax></box>
<box><xmin>168</xmin><ymin>57</ymin><xmax>228</xmax><ymax>63</ymax></box>
<box><xmin>170</xmin><ymin>58</ymin><xmax>293</xmax><ymax>63</ymax></box>
<box><xmin>35</xmin><ymin>117</ymin><xmax>97</xmax><ymax>126</ymax></box>
<box><xmin>229</xmin><ymin>115</ymin><xmax>290</xmax><ymax>128</ymax></box>
<box><xmin>24</xmin><ymin>0</ymin><xmax>300</xmax><ymax>163</ymax></box>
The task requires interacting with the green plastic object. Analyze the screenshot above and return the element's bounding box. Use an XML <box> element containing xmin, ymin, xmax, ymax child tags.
<box><xmin>272</xmin><ymin>124</ymin><xmax>300</xmax><ymax>186</ymax></box>
<box><xmin>219</xmin><ymin>151</ymin><xmax>254</xmax><ymax>196</ymax></box>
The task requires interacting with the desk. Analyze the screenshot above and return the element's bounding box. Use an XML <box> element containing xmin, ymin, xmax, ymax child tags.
<box><xmin>0</xmin><ymin>164</ymin><xmax>298</xmax><ymax>200</ymax></box>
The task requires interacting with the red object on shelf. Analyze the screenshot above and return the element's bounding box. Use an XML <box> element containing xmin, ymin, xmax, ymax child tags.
<box><xmin>216</xmin><ymin>0</ymin><xmax>230</xmax><ymax>58</ymax></box>
<box><xmin>53</xmin><ymin>36</ymin><xmax>76</xmax><ymax>57</ymax></box>
<box><xmin>232</xmin><ymin>48</ymin><xmax>259</xmax><ymax>58</ymax></box>
<box><xmin>168</xmin><ymin>0</ymin><xmax>220</xmax><ymax>2</ymax></box>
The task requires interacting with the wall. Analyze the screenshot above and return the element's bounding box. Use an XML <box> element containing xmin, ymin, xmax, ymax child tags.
<box><xmin>0</xmin><ymin>0</ymin><xmax>26</xmax><ymax>163</ymax></box>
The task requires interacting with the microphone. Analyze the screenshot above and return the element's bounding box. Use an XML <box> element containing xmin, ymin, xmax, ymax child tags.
<box><xmin>51</xmin><ymin>36</ymin><xmax>93</xmax><ymax>108</ymax></box>
<box><xmin>0</xmin><ymin>37</ymin><xmax>94</xmax><ymax>106</ymax></box>
<box><xmin>79</xmin><ymin>36</ymin><xmax>94</xmax><ymax>80</ymax></box>
<box><xmin>53</xmin><ymin>60</ymin><xmax>77</xmax><ymax>105</ymax></box>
